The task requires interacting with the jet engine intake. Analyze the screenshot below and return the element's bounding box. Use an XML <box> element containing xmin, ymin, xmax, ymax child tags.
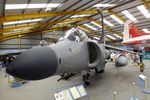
<box><xmin>87</xmin><ymin>41</ymin><xmax>106</xmax><ymax>71</ymax></box>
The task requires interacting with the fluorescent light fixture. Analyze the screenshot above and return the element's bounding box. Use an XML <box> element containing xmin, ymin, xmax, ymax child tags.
<box><xmin>27</xmin><ymin>4</ymin><xmax>46</xmax><ymax>9</ymax></box>
<box><xmin>31</xmin><ymin>18</ymin><xmax>43</xmax><ymax>22</ymax></box>
<box><xmin>5</xmin><ymin>3</ymin><xmax>61</xmax><ymax>10</ymax></box>
<box><xmin>18</xmin><ymin>20</ymin><xmax>32</xmax><ymax>23</ymax></box>
<box><xmin>4</xmin><ymin>21</ymin><xmax>18</xmax><ymax>25</ymax></box>
<box><xmin>137</xmin><ymin>5</ymin><xmax>150</xmax><ymax>18</ymax></box>
<box><xmin>5</xmin><ymin>4</ymin><xmax>28</xmax><ymax>9</ymax></box>
<box><xmin>45</xmin><ymin>7</ymin><xmax>52</xmax><ymax>11</ymax></box>
<box><xmin>114</xmin><ymin>34</ymin><xmax>122</xmax><ymax>39</ymax></box>
<box><xmin>110</xmin><ymin>15</ymin><xmax>124</xmax><ymax>24</ymax></box>
<box><xmin>101</xmin><ymin>19</ymin><xmax>114</xmax><ymax>27</ymax></box>
<box><xmin>122</xmin><ymin>10</ymin><xmax>137</xmax><ymax>22</ymax></box>
<box><xmin>106</xmin><ymin>35</ymin><xmax>116</xmax><ymax>40</ymax></box>
<box><xmin>4</xmin><ymin>18</ymin><xmax>42</xmax><ymax>25</ymax></box>
<box><xmin>93</xmin><ymin>4</ymin><xmax>115</xmax><ymax>8</ymax></box>
<box><xmin>71</xmin><ymin>14</ymin><xmax>90</xmax><ymax>18</ymax></box>
<box><xmin>91</xmin><ymin>22</ymin><xmax>102</xmax><ymax>28</ymax></box>
<box><xmin>46</xmin><ymin>3</ymin><xmax>61</xmax><ymax>8</ymax></box>
<box><xmin>84</xmin><ymin>23</ymin><xmax>97</xmax><ymax>31</ymax></box>
<box><xmin>142</xmin><ymin>28</ymin><xmax>150</xmax><ymax>33</ymax></box>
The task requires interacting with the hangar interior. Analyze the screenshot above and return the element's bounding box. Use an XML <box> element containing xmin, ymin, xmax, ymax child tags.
<box><xmin>0</xmin><ymin>0</ymin><xmax>150</xmax><ymax>100</ymax></box>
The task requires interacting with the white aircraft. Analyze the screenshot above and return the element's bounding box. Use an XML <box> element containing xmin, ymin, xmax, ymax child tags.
<box><xmin>120</xmin><ymin>20</ymin><xmax>150</xmax><ymax>47</ymax></box>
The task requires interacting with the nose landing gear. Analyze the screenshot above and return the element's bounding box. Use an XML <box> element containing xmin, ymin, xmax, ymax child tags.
<box><xmin>82</xmin><ymin>73</ymin><xmax>91</xmax><ymax>86</ymax></box>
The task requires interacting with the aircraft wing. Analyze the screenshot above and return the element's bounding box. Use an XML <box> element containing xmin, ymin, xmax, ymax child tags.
<box><xmin>104</xmin><ymin>44</ymin><xmax>141</xmax><ymax>54</ymax></box>
<box><xmin>122</xmin><ymin>35</ymin><xmax>150</xmax><ymax>44</ymax></box>
<box><xmin>92</xmin><ymin>37</ymin><xmax>140</xmax><ymax>54</ymax></box>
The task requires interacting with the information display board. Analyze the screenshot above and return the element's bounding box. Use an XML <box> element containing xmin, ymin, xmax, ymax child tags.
<box><xmin>54</xmin><ymin>84</ymin><xmax>88</xmax><ymax>100</ymax></box>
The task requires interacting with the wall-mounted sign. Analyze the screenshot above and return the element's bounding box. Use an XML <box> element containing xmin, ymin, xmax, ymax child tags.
<box><xmin>143</xmin><ymin>47</ymin><xmax>150</xmax><ymax>60</ymax></box>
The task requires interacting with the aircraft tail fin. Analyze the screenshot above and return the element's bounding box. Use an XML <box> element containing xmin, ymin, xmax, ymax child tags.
<box><xmin>123</xmin><ymin>20</ymin><xmax>143</xmax><ymax>42</ymax></box>
<box><xmin>123</xmin><ymin>20</ymin><xmax>131</xmax><ymax>41</ymax></box>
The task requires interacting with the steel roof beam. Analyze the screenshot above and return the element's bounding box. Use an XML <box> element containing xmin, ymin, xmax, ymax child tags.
<box><xmin>106</xmin><ymin>9</ymin><xmax>125</xmax><ymax>23</ymax></box>
<box><xmin>0</xmin><ymin>17</ymin><xmax>121</xmax><ymax>42</ymax></box>
<box><xmin>140</xmin><ymin>0</ymin><xmax>150</xmax><ymax>11</ymax></box>
<box><xmin>0</xmin><ymin>27</ymin><xmax>67</xmax><ymax>39</ymax></box>
<box><xmin>0</xmin><ymin>23</ymin><xmax>82</xmax><ymax>41</ymax></box>
<box><xmin>87</xmin><ymin>18</ymin><xmax>123</xmax><ymax>37</ymax></box>
<box><xmin>0</xmin><ymin>17</ymin><xmax>89</xmax><ymax>33</ymax></box>
<box><xmin>1</xmin><ymin>17</ymin><xmax>122</xmax><ymax>37</ymax></box>
<box><xmin>0</xmin><ymin>10</ymin><xmax>98</xmax><ymax>23</ymax></box>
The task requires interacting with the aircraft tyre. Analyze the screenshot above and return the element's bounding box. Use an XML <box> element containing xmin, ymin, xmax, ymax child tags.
<box><xmin>95</xmin><ymin>68</ymin><xmax>104</xmax><ymax>73</ymax></box>
<box><xmin>82</xmin><ymin>73</ymin><xmax>91</xmax><ymax>86</ymax></box>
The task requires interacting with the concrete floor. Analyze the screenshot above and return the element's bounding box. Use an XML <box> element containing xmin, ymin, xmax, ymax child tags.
<box><xmin>0</xmin><ymin>60</ymin><xmax>150</xmax><ymax>100</ymax></box>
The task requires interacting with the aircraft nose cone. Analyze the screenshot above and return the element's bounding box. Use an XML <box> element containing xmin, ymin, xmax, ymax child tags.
<box><xmin>6</xmin><ymin>46</ymin><xmax>58</xmax><ymax>80</ymax></box>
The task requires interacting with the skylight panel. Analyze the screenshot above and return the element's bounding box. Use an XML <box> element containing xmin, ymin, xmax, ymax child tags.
<box><xmin>91</xmin><ymin>22</ymin><xmax>102</xmax><ymax>28</ymax></box>
<box><xmin>106</xmin><ymin>35</ymin><xmax>116</xmax><ymax>40</ymax></box>
<box><xmin>93</xmin><ymin>4</ymin><xmax>115</xmax><ymax>8</ymax></box>
<box><xmin>142</xmin><ymin>28</ymin><xmax>150</xmax><ymax>33</ymax></box>
<box><xmin>137</xmin><ymin>5</ymin><xmax>150</xmax><ymax>18</ymax></box>
<box><xmin>110</xmin><ymin>15</ymin><xmax>124</xmax><ymax>24</ymax></box>
<box><xmin>84</xmin><ymin>24</ymin><xmax>97</xmax><ymax>31</ymax></box>
<box><xmin>103</xmin><ymin>19</ymin><xmax>114</xmax><ymax>27</ymax></box>
<box><xmin>5</xmin><ymin>3</ymin><xmax>61</xmax><ymax>10</ymax></box>
<box><xmin>122</xmin><ymin>10</ymin><xmax>137</xmax><ymax>22</ymax></box>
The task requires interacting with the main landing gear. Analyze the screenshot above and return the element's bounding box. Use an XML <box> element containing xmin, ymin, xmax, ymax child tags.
<box><xmin>82</xmin><ymin>68</ymin><xmax>104</xmax><ymax>86</ymax></box>
<box><xmin>82</xmin><ymin>73</ymin><xmax>91</xmax><ymax>86</ymax></box>
<box><xmin>95</xmin><ymin>68</ymin><xmax>104</xmax><ymax>73</ymax></box>
<box><xmin>57</xmin><ymin>73</ymin><xmax>75</xmax><ymax>81</ymax></box>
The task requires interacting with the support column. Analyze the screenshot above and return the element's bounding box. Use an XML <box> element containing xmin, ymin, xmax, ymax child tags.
<box><xmin>18</xmin><ymin>35</ymin><xmax>21</xmax><ymax>49</ymax></box>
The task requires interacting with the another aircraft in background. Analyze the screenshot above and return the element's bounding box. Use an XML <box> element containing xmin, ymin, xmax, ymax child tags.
<box><xmin>120</xmin><ymin>20</ymin><xmax>150</xmax><ymax>47</ymax></box>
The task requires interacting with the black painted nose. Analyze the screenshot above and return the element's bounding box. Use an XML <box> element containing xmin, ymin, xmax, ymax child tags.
<box><xmin>6</xmin><ymin>46</ymin><xmax>58</xmax><ymax>80</ymax></box>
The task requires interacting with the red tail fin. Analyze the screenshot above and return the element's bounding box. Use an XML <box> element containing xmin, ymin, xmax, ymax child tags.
<box><xmin>129</xmin><ymin>22</ymin><xmax>148</xmax><ymax>37</ymax></box>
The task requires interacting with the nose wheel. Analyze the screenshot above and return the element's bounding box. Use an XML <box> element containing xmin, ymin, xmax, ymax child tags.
<box><xmin>82</xmin><ymin>73</ymin><xmax>91</xmax><ymax>86</ymax></box>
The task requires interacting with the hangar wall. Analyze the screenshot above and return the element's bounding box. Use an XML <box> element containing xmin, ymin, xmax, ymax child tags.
<box><xmin>0</xmin><ymin>35</ymin><xmax>41</xmax><ymax>50</ymax></box>
<box><xmin>0</xmin><ymin>31</ymin><xmax>64</xmax><ymax>50</ymax></box>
